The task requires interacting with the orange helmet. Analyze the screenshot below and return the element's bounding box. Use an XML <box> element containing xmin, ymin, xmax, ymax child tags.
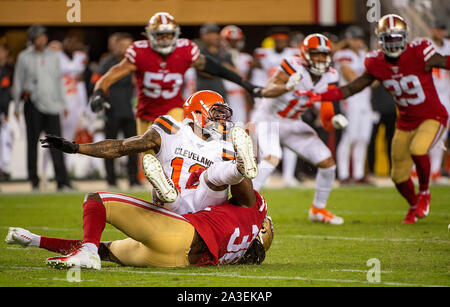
<box><xmin>146</xmin><ymin>12</ymin><xmax>180</xmax><ymax>55</ymax></box>
<box><xmin>183</xmin><ymin>90</ymin><xmax>233</xmax><ymax>138</ymax></box>
<box><xmin>221</xmin><ymin>25</ymin><xmax>245</xmax><ymax>50</ymax></box>
<box><xmin>300</xmin><ymin>33</ymin><xmax>332</xmax><ymax>75</ymax></box>
<box><xmin>375</xmin><ymin>14</ymin><xmax>408</xmax><ymax>58</ymax></box>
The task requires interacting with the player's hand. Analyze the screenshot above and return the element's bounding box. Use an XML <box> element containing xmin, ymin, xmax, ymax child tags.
<box><xmin>285</xmin><ymin>71</ymin><xmax>302</xmax><ymax>91</ymax></box>
<box><xmin>331</xmin><ymin>114</ymin><xmax>349</xmax><ymax>129</ymax></box>
<box><xmin>89</xmin><ymin>89</ymin><xmax>111</xmax><ymax>113</ymax></box>
<box><xmin>242</xmin><ymin>81</ymin><xmax>263</xmax><ymax>98</ymax></box>
<box><xmin>39</xmin><ymin>135</ymin><xmax>79</xmax><ymax>154</ymax></box>
<box><xmin>293</xmin><ymin>90</ymin><xmax>322</xmax><ymax>108</ymax></box>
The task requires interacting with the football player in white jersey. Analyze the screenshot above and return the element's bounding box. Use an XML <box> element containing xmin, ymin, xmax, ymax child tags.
<box><xmin>254</xmin><ymin>33</ymin><xmax>348</xmax><ymax>225</ymax></box>
<box><xmin>249</xmin><ymin>27</ymin><xmax>300</xmax><ymax>187</ymax></box>
<box><xmin>428</xmin><ymin>19</ymin><xmax>450</xmax><ymax>182</ymax></box>
<box><xmin>40</xmin><ymin>90</ymin><xmax>258</xmax><ymax>215</ymax></box>
<box><xmin>221</xmin><ymin>25</ymin><xmax>253</xmax><ymax>125</ymax></box>
<box><xmin>333</xmin><ymin>26</ymin><xmax>373</xmax><ymax>184</ymax></box>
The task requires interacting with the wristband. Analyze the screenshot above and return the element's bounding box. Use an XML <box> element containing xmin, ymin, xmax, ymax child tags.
<box><xmin>321</xmin><ymin>87</ymin><xmax>343</xmax><ymax>102</ymax></box>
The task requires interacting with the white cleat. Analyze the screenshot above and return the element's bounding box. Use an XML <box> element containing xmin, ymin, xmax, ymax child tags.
<box><xmin>231</xmin><ymin>127</ymin><xmax>258</xmax><ymax>179</ymax></box>
<box><xmin>142</xmin><ymin>154</ymin><xmax>178</xmax><ymax>203</ymax></box>
<box><xmin>308</xmin><ymin>206</ymin><xmax>344</xmax><ymax>225</ymax></box>
<box><xmin>5</xmin><ymin>227</ymin><xmax>34</xmax><ymax>247</ymax></box>
<box><xmin>46</xmin><ymin>244</ymin><xmax>101</xmax><ymax>270</ymax></box>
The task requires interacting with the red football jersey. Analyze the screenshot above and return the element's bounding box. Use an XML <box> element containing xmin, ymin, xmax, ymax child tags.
<box><xmin>125</xmin><ymin>39</ymin><xmax>200</xmax><ymax>121</ymax></box>
<box><xmin>364</xmin><ymin>39</ymin><xmax>448</xmax><ymax>130</ymax></box>
<box><xmin>183</xmin><ymin>191</ymin><xmax>268</xmax><ymax>266</ymax></box>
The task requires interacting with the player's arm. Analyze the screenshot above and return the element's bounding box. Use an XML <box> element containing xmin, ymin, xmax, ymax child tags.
<box><xmin>89</xmin><ymin>59</ymin><xmax>137</xmax><ymax>112</ymax></box>
<box><xmin>339</xmin><ymin>64</ymin><xmax>359</xmax><ymax>83</ymax></box>
<box><xmin>40</xmin><ymin>128</ymin><xmax>161</xmax><ymax>158</ymax></box>
<box><xmin>260</xmin><ymin>69</ymin><xmax>290</xmax><ymax>98</ymax></box>
<box><xmin>425</xmin><ymin>53</ymin><xmax>450</xmax><ymax>71</ymax></box>
<box><xmin>306</xmin><ymin>72</ymin><xmax>375</xmax><ymax>104</ymax></box>
<box><xmin>192</xmin><ymin>53</ymin><xmax>262</xmax><ymax>97</ymax></box>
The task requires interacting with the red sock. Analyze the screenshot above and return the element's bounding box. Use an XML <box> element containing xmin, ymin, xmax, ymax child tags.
<box><xmin>82</xmin><ymin>200</ymin><xmax>106</xmax><ymax>248</ymax></box>
<box><xmin>395</xmin><ymin>177</ymin><xmax>417</xmax><ymax>208</ymax></box>
<box><xmin>411</xmin><ymin>154</ymin><xmax>431</xmax><ymax>192</ymax></box>
<box><xmin>40</xmin><ymin>237</ymin><xmax>82</xmax><ymax>254</ymax></box>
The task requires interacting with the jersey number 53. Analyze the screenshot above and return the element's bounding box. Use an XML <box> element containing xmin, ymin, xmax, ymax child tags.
<box><xmin>143</xmin><ymin>72</ymin><xmax>183</xmax><ymax>99</ymax></box>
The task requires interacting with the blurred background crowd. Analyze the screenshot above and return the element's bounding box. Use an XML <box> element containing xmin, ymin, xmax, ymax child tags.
<box><xmin>0</xmin><ymin>0</ymin><xmax>448</xmax><ymax>191</ymax></box>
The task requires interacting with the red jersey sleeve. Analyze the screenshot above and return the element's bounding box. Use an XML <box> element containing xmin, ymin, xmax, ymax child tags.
<box><xmin>176</xmin><ymin>39</ymin><xmax>201</xmax><ymax>67</ymax></box>
<box><xmin>125</xmin><ymin>40</ymin><xmax>148</xmax><ymax>68</ymax></box>
<box><xmin>412</xmin><ymin>39</ymin><xmax>436</xmax><ymax>64</ymax></box>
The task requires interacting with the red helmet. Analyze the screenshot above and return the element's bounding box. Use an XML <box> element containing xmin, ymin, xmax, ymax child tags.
<box><xmin>183</xmin><ymin>90</ymin><xmax>233</xmax><ymax>138</ymax></box>
<box><xmin>146</xmin><ymin>12</ymin><xmax>180</xmax><ymax>55</ymax></box>
<box><xmin>220</xmin><ymin>25</ymin><xmax>245</xmax><ymax>50</ymax></box>
<box><xmin>300</xmin><ymin>33</ymin><xmax>332</xmax><ymax>75</ymax></box>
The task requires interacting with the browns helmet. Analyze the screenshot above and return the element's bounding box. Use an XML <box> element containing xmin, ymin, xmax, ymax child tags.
<box><xmin>221</xmin><ymin>25</ymin><xmax>244</xmax><ymax>42</ymax></box>
<box><xmin>183</xmin><ymin>90</ymin><xmax>233</xmax><ymax>139</ymax></box>
<box><xmin>301</xmin><ymin>33</ymin><xmax>332</xmax><ymax>75</ymax></box>
<box><xmin>146</xmin><ymin>12</ymin><xmax>180</xmax><ymax>55</ymax></box>
<box><xmin>375</xmin><ymin>14</ymin><xmax>408</xmax><ymax>58</ymax></box>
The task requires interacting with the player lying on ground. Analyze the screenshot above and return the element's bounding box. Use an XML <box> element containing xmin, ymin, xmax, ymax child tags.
<box><xmin>89</xmin><ymin>12</ymin><xmax>262</xmax><ymax>130</ymax></box>
<box><xmin>253</xmin><ymin>33</ymin><xmax>348</xmax><ymax>225</ymax></box>
<box><xmin>39</xmin><ymin>90</ymin><xmax>258</xmax><ymax>215</ymax></box>
<box><xmin>298</xmin><ymin>14</ymin><xmax>450</xmax><ymax>224</ymax></box>
<box><xmin>5</xmin><ymin>181</ymin><xmax>273</xmax><ymax>269</ymax></box>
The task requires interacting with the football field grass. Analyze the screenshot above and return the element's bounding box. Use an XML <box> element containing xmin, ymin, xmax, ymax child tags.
<box><xmin>0</xmin><ymin>186</ymin><xmax>449</xmax><ymax>287</ymax></box>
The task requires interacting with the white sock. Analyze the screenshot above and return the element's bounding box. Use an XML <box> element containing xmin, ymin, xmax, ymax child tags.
<box><xmin>282</xmin><ymin>147</ymin><xmax>298</xmax><ymax>182</ymax></box>
<box><xmin>352</xmin><ymin>141</ymin><xmax>368</xmax><ymax>180</ymax></box>
<box><xmin>252</xmin><ymin>160</ymin><xmax>277</xmax><ymax>191</ymax></box>
<box><xmin>28</xmin><ymin>233</ymin><xmax>41</xmax><ymax>247</ymax></box>
<box><xmin>206</xmin><ymin>161</ymin><xmax>244</xmax><ymax>187</ymax></box>
<box><xmin>313</xmin><ymin>165</ymin><xmax>336</xmax><ymax>209</ymax></box>
<box><xmin>83</xmin><ymin>242</ymin><xmax>98</xmax><ymax>254</ymax></box>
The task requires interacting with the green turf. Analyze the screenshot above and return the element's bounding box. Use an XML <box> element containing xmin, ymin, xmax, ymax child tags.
<box><xmin>0</xmin><ymin>186</ymin><xmax>449</xmax><ymax>287</ymax></box>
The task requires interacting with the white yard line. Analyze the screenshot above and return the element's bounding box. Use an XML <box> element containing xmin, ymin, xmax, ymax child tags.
<box><xmin>0</xmin><ymin>265</ymin><xmax>447</xmax><ymax>287</ymax></box>
<box><xmin>285</xmin><ymin>234</ymin><xmax>450</xmax><ymax>244</ymax></box>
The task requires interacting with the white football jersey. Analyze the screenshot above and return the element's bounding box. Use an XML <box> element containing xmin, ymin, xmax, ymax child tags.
<box><xmin>58</xmin><ymin>50</ymin><xmax>87</xmax><ymax>96</ymax></box>
<box><xmin>151</xmin><ymin>115</ymin><xmax>235</xmax><ymax>193</ymax></box>
<box><xmin>333</xmin><ymin>48</ymin><xmax>367</xmax><ymax>86</ymax></box>
<box><xmin>430</xmin><ymin>38</ymin><xmax>450</xmax><ymax>110</ymax></box>
<box><xmin>224</xmin><ymin>49</ymin><xmax>253</xmax><ymax>92</ymax></box>
<box><xmin>259</xmin><ymin>56</ymin><xmax>339</xmax><ymax>120</ymax></box>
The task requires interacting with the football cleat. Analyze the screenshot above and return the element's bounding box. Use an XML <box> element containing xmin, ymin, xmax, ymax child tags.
<box><xmin>231</xmin><ymin>126</ymin><xmax>258</xmax><ymax>179</ymax></box>
<box><xmin>308</xmin><ymin>205</ymin><xmax>344</xmax><ymax>225</ymax></box>
<box><xmin>142</xmin><ymin>154</ymin><xmax>178</xmax><ymax>203</ymax></box>
<box><xmin>402</xmin><ymin>208</ymin><xmax>418</xmax><ymax>224</ymax></box>
<box><xmin>415</xmin><ymin>191</ymin><xmax>430</xmax><ymax>218</ymax></box>
<box><xmin>5</xmin><ymin>227</ymin><xmax>34</xmax><ymax>247</ymax></box>
<box><xmin>46</xmin><ymin>244</ymin><xmax>101</xmax><ymax>270</ymax></box>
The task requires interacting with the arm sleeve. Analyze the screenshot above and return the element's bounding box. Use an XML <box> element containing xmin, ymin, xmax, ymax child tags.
<box><xmin>12</xmin><ymin>54</ymin><xmax>25</xmax><ymax>113</ymax></box>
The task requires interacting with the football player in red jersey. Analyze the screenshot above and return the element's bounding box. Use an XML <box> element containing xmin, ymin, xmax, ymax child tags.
<box><xmin>5</xmin><ymin>178</ymin><xmax>273</xmax><ymax>268</ymax></box>
<box><xmin>90</xmin><ymin>12</ymin><xmax>261</xmax><ymax>137</ymax></box>
<box><xmin>300</xmin><ymin>14</ymin><xmax>450</xmax><ymax>224</ymax></box>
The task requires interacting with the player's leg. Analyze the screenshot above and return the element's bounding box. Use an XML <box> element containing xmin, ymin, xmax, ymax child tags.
<box><xmin>166</xmin><ymin>107</ymin><xmax>184</xmax><ymax>122</ymax></box>
<box><xmin>252</xmin><ymin>120</ymin><xmax>282</xmax><ymax>191</ymax></box>
<box><xmin>429</xmin><ymin>131</ymin><xmax>446</xmax><ymax>182</ymax></box>
<box><xmin>352</xmin><ymin>110</ymin><xmax>373</xmax><ymax>183</ymax></box>
<box><xmin>409</xmin><ymin>119</ymin><xmax>445</xmax><ymax>218</ymax></box>
<box><xmin>99</xmin><ymin>193</ymin><xmax>195</xmax><ymax>267</ymax></box>
<box><xmin>282</xmin><ymin>122</ymin><xmax>343</xmax><ymax>225</ymax></box>
<box><xmin>391</xmin><ymin>128</ymin><xmax>417</xmax><ymax>224</ymax></box>
<box><xmin>336</xmin><ymin>128</ymin><xmax>352</xmax><ymax>182</ymax></box>
<box><xmin>282</xmin><ymin>147</ymin><xmax>299</xmax><ymax>187</ymax></box>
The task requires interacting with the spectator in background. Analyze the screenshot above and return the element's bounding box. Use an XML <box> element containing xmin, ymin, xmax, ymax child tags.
<box><xmin>220</xmin><ymin>25</ymin><xmax>253</xmax><ymax>125</ymax></box>
<box><xmin>0</xmin><ymin>43</ymin><xmax>13</xmax><ymax>181</ymax></box>
<box><xmin>47</xmin><ymin>35</ymin><xmax>88</xmax><ymax>175</ymax></box>
<box><xmin>196</xmin><ymin>23</ymin><xmax>235</xmax><ymax>99</ymax></box>
<box><xmin>98</xmin><ymin>32</ymin><xmax>140</xmax><ymax>188</ymax></box>
<box><xmin>333</xmin><ymin>26</ymin><xmax>373</xmax><ymax>184</ymax></box>
<box><xmin>367</xmin><ymin>84</ymin><xmax>397</xmax><ymax>177</ymax></box>
<box><xmin>13</xmin><ymin>25</ymin><xmax>72</xmax><ymax>191</ymax></box>
<box><xmin>428</xmin><ymin>19</ymin><xmax>450</xmax><ymax>182</ymax></box>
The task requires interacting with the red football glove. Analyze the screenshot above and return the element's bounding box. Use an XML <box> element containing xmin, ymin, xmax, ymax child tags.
<box><xmin>293</xmin><ymin>90</ymin><xmax>323</xmax><ymax>108</ymax></box>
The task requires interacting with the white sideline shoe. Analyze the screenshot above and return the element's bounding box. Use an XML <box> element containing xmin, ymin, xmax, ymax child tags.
<box><xmin>142</xmin><ymin>154</ymin><xmax>178</xmax><ymax>203</ymax></box>
<box><xmin>46</xmin><ymin>244</ymin><xmax>101</xmax><ymax>270</ymax></box>
<box><xmin>231</xmin><ymin>127</ymin><xmax>258</xmax><ymax>179</ymax></box>
<box><xmin>5</xmin><ymin>227</ymin><xmax>34</xmax><ymax>247</ymax></box>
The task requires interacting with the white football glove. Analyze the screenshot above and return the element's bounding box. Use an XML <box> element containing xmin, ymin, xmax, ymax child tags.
<box><xmin>331</xmin><ymin>114</ymin><xmax>348</xmax><ymax>129</ymax></box>
<box><xmin>285</xmin><ymin>71</ymin><xmax>302</xmax><ymax>91</ymax></box>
